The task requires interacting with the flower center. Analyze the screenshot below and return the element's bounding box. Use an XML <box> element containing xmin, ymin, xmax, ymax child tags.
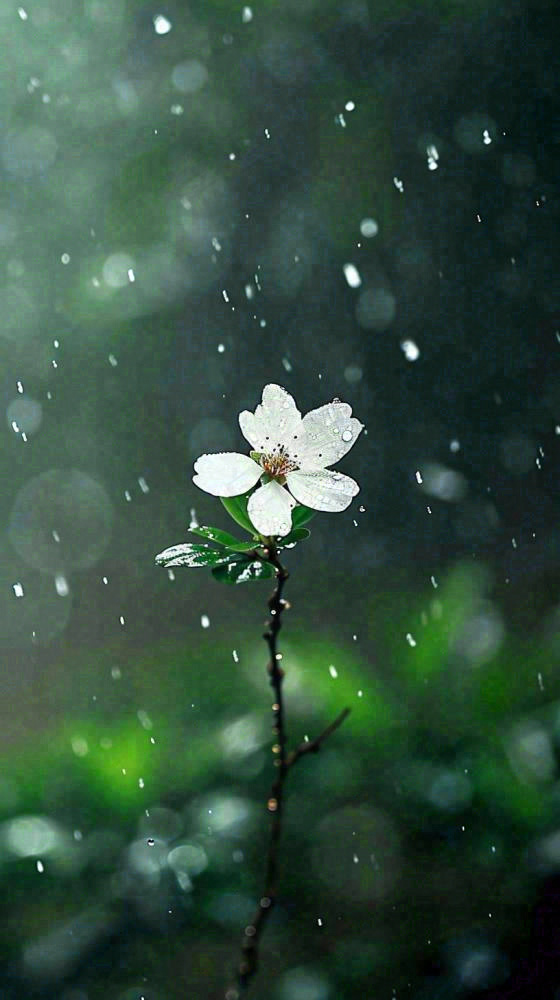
<box><xmin>251</xmin><ymin>445</ymin><xmax>298</xmax><ymax>484</ymax></box>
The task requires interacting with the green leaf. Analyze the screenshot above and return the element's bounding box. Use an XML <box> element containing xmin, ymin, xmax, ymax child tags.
<box><xmin>291</xmin><ymin>505</ymin><xmax>316</xmax><ymax>529</ymax></box>
<box><xmin>189</xmin><ymin>524</ymin><xmax>257</xmax><ymax>552</ymax></box>
<box><xmin>220</xmin><ymin>494</ymin><xmax>257</xmax><ymax>537</ymax></box>
<box><xmin>278</xmin><ymin>526</ymin><xmax>311</xmax><ymax>547</ymax></box>
<box><xmin>211</xmin><ymin>558</ymin><xmax>276</xmax><ymax>584</ymax></box>
<box><xmin>155</xmin><ymin>543</ymin><xmax>244</xmax><ymax>569</ymax></box>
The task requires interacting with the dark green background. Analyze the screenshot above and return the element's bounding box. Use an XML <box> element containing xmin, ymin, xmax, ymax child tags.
<box><xmin>1</xmin><ymin>0</ymin><xmax>559</xmax><ymax>997</ymax></box>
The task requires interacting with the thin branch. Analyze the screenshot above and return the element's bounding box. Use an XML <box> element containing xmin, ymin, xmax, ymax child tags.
<box><xmin>224</xmin><ymin>544</ymin><xmax>351</xmax><ymax>999</ymax></box>
<box><xmin>286</xmin><ymin>707</ymin><xmax>351</xmax><ymax>768</ymax></box>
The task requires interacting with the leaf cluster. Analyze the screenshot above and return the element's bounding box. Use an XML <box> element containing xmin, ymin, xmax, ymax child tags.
<box><xmin>154</xmin><ymin>492</ymin><xmax>315</xmax><ymax>584</ymax></box>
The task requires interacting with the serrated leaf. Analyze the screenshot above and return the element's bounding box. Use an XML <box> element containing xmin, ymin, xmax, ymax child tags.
<box><xmin>220</xmin><ymin>494</ymin><xmax>257</xmax><ymax>537</ymax></box>
<box><xmin>155</xmin><ymin>543</ymin><xmax>243</xmax><ymax>569</ymax></box>
<box><xmin>278</xmin><ymin>526</ymin><xmax>311</xmax><ymax>548</ymax></box>
<box><xmin>211</xmin><ymin>558</ymin><xmax>276</xmax><ymax>584</ymax></box>
<box><xmin>291</xmin><ymin>505</ymin><xmax>316</xmax><ymax>529</ymax></box>
<box><xmin>189</xmin><ymin>524</ymin><xmax>256</xmax><ymax>552</ymax></box>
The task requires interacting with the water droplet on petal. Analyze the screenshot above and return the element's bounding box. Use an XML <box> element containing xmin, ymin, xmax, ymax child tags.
<box><xmin>342</xmin><ymin>429</ymin><xmax>353</xmax><ymax>442</ymax></box>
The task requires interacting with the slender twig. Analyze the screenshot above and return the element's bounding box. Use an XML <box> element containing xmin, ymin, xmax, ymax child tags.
<box><xmin>285</xmin><ymin>707</ymin><xmax>351</xmax><ymax>768</ymax></box>
<box><xmin>224</xmin><ymin>543</ymin><xmax>350</xmax><ymax>999</ymax></box>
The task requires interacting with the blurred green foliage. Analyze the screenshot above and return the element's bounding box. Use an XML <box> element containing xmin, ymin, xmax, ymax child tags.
<box><xmin>1</xmin><ymin>560</ymin><xmax>559</xmax><ymax>997</ymax></box>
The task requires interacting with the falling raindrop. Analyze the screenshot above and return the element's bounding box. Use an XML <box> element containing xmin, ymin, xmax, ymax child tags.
<box><xmin>401</xmin><ymin>339</ymin><xmax>420</xmax><ymax>361</ymax></box>
<box><xmin>153</xmin><ymin>14</ymin><xmax>172</xmax><ymax>34</ymax></box>
<box><xmin>54</xmin><ymin>574</ymin><xmax>69</xmax><ymax>596</ymax></box>
<box><xmin>343</xmin><ymin>263</ymin><xmax>362</xmax><ymax>288</ymax></box>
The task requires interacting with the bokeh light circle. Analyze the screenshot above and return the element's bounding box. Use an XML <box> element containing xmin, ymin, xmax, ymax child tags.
<box><xmin>355</xmin><ymin>288</ymin><xmax>396</xmax><ymax>330</ymax></box>
<box><xmin>8</xmin><ymin>469</ymin><xmax>113</xmax><ymax>573</ymax></box>
<box><xmin>171</xmin><ymin>59</ymin><xmax>209</xmax><ymax>94</ymax></box>
<box><xmin>7</xmin><ymin>397</ymin><xmax>42</xmax><ymax>436</ymax></box>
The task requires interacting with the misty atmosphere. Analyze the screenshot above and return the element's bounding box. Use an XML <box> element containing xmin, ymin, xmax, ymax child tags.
<box><xmin>1</xmin><ymin>0</ymin><xmax>560</xmax><ymax>998</ymax></box>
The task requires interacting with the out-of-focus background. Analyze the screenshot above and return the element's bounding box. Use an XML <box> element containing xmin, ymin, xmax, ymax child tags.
<box><xmin>1</xmin><ymin>0</ymin><xmax>560</xmax><ymax>997</ymax></box>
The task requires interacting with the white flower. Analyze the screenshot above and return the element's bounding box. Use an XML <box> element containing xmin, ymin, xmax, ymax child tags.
<box><xmin>192</xmin><ymin>384</ymin><xmax>364</xmax><ymax>537</ymax></box>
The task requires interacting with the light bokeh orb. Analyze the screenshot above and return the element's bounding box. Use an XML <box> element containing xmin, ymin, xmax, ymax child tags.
<box><xmin>8</xmin><ymin>469</ymin><xmax>113</xmax><ymax>573</ymax></box>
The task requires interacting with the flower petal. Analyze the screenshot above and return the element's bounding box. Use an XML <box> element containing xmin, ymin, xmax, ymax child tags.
<box><xmin>247</xmin><ymin>480</ymin><xmax>296</xmax><ymax>537</ymax></box>
<box><xmin>298</xmin><ymin>401</ymin><xmax>364</xmax><ymax>469</ymax></box>
<box><xmin>193</xmin><ymin>452</ymin><xmax>262</xmax><ymax>497</ymax></box>
<box><xmin>239</xmin><ymin>383</ymin><xmax>303</xmax><ymax>452</ymax></box>
<box><xmin>286</xmin><ymin>468</ymin><xmax>360</xmax><ymax>512</ymax></box>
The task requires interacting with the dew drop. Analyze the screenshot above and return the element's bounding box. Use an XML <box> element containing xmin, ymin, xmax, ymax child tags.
<box><xmin>342</xmin><ymin>429</ymin><xmax>353</xmax><ymax>442</ymax></box>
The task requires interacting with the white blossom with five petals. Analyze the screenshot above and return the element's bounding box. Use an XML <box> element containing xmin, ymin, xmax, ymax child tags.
<box><xmin>192</xmin><ymin>384</ymin><xmax>364</xmax><ymax>537</ymax></box>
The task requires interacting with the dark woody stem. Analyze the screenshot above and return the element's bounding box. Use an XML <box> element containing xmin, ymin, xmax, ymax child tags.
<box><xmin>224</xmin><ymin>541</ymin><xmax>350</xmax><ymax>999</ymax></box>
